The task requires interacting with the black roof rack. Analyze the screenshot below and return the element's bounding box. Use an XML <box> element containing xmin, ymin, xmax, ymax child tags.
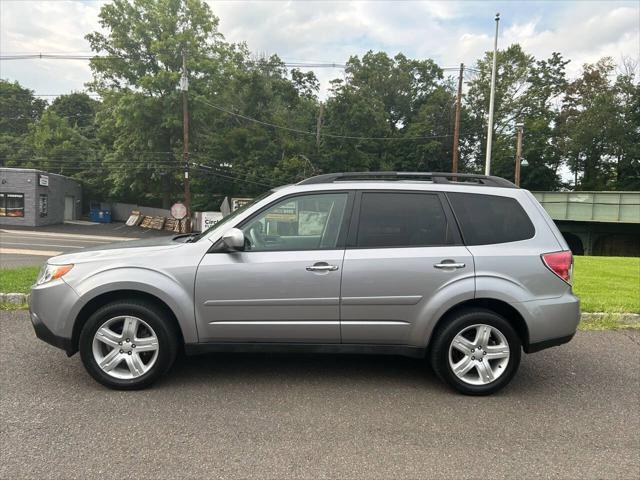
<box><xmin>297</xmin><ymin>172</ymin><xmax>517</xmax><ymax>188</ymax></box>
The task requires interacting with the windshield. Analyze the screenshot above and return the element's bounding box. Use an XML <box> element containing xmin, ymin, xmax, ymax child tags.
<box><xmin>192</xmin><ymin>190</ymin><xmax>273</xmax><ymax>242</ymax></box>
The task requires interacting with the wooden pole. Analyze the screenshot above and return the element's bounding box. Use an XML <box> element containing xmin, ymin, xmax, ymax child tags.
<box><xmin>452</xmin><ymin>63</ymin><xmax>464</xmax><ymax>174</ymax></box>
<box><xmin>515</xmin><ymin>124</ymin><xmax>523</xmax><ymax>187</ymax></box>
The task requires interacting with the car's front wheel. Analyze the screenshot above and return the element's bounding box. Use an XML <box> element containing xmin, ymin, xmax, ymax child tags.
<box><xmin>79</xmin><ymin>300</ymin><xmax>178</xmax><ymax>390</ymax></box>
<box><xmin>429</xmin><ymin>308</ymin><xmax>521</xmax><ymax>395</ymax></box>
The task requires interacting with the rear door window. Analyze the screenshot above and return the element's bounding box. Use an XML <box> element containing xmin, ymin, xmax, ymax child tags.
<box><xmin>447</xmin><ymin>192</ymin><xmax>535</xmax><ymax>245</ymax></box>
<box><xmin>355</xmin><ymin>192</ymin><xmax>455</xmax><ymax>248</ymax></box>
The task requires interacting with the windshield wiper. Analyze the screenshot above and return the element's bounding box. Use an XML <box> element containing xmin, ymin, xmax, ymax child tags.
<box><xmin>172</xmin><ymin>233</ymin><xmax>199</xmax><ymax>243</ymax></box>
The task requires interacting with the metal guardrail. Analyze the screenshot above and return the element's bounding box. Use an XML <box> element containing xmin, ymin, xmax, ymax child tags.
<box><xmin>532</xmin><ymin>191</ymin><xmax>640</xmax><ymax>224</ymax></box>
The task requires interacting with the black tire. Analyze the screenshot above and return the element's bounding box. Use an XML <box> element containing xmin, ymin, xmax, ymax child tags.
<box><xmin>429</xmin><ymin>308</ymin><xmax>521</xmax><ymax>395</ymax></box>
<box><xmin>79</xmin><ymin>300</ymin><xmax>179</xmax><ymax>390</ymax></box>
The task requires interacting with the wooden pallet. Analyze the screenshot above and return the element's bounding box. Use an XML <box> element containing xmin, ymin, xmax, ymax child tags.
<box><xmin>139</xmin><ymin>216</ymin><xmax>154</xmax><ymax>228</ymax></box>
<box><xmin>150</xmin><ymin>216</ymin><xmax>165</xmax><ymax>230</ymax></box>
<box><xmin>164</xmin><ymin>218</ymin><xmax>177</xmax><ymax>232</ymax></box>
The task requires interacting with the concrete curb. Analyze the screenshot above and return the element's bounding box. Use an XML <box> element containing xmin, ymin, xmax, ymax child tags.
<box><xmin>1</xmin><ymin>293</ymin><xmax>638</xmax><ymax>323</ymax></box>
<box><xmin>0</xmin><ymin>293</ymin><xmax>30</xmax><ymax>305</ymax></box>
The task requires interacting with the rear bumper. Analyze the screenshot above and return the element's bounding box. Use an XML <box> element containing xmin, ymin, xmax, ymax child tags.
<box><xmin>518</xmin><ymin>292</ymin><xmax>581</xmax><ymax>353</ymax></box>
<box><xmin>525</xmin><ymin>333</ymin><xmax>575</xmax><ymax>353</ymax></box>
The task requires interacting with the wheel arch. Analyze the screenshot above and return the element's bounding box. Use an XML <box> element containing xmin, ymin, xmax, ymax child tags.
<box><xmin>70</xmin><ymin>290</ymin><xmax>186</xmax><ymax>356</ymax></box>
<box><xmin>428</xmin><ymin>298</ymin><xmax>530</xmax><ymax>351</ymax></box>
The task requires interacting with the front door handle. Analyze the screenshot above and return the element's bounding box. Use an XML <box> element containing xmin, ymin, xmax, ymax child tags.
<box><xmin>306</xmin><ymin>263</ymin><xmax>339</xmax><ymax>272</ymax></box>
<box><xmin>434</xmin><ymin>262</ymin><xmax>466</xmax><ymax>269</ymax></box>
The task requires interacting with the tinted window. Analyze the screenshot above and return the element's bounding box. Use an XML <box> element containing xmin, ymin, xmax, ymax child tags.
<box><xmin>447</xmin><ymin>192</ymin><xmax>535</xmax><ymax>245</ymax></box>
<box><xmin>356</xmin><ymin>192</ymin><xmax>454</xmax><ymax>248</ymax></box>
<box><xmin>242</xmin><ymin>193</ymin><xmax>348</xmax><ymax>251</ymax></box>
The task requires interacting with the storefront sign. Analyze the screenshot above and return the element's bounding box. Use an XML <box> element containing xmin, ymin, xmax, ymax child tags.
<box><xmin>202</xmin><ymin>211</ymin><xmax>223</xmax><ymax>230</ymax></box>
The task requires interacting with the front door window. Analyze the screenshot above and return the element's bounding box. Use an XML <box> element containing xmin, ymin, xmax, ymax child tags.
<box><xmin>241</xmin><ymin>193</ymin><xmax>348</xmax><ymax>251</ymax></box>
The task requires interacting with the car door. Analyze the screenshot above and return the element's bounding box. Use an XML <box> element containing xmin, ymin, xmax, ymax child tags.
<box><xmin>194</xmin><ymin>191</ymin><xmax>353</xmax><ymax>343</ymax></box>
<box><xmin>340</xmin><ymin>191</ymin><xmax>474</xmax><ymax>345</ymax></box>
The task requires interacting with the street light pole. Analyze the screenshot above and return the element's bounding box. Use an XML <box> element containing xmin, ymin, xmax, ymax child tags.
<box><xmin>485</xmin><ymin>13</ymin><xmax>500</xmax><ymax>175</ymax></box>
<box><xmin>180</xmin><ymin>50</ymin><xmax>191</xmax><ymax>232</ymax></box>
<box><xmin>515</xmin><ymin>122</ymin><xmax>524</xmax><ymax>187</ymax></box>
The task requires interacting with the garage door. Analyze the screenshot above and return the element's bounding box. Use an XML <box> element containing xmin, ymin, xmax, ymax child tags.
<box><xmin>64</xmin><ymin>196</ymin><xmax>75</xmax><ymax>220</ymax></box>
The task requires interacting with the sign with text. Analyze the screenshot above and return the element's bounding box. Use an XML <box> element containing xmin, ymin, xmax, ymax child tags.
<box><xmin>39</xmin><ymin>174</ymin><xmax>49</xmax><ymax>187</ymax></box>
<box><xmin>202</xmin><ymin>211</ymin><xmax>223</xmax><ymax>230</ymax></box>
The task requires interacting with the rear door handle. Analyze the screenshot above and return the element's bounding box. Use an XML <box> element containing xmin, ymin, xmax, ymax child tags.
<box><xmin>434</xmin><ymin>262</ymin><xmax>466</xmax><ymax>269</ymax></box>
<box><xmin>306</xmin><ymin>264</ymin><xmax>339</xmax><ymax>272</ymax></box>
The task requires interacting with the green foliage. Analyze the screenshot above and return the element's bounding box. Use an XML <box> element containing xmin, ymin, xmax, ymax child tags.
<box><xmin>1</xmin><ymin>0</ymin><xmax>637</xmax><ymax>208</ymax></box>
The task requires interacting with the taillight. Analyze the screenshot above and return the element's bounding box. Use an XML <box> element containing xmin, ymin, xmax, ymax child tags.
<box><xmin>541</xmin><ymin>251</ymin><xmax>573</xmax><ymax>284</ymax></box>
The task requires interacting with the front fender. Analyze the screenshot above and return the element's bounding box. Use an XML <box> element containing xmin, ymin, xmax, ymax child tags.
<box><xmin>66</xmin><ymin>266</ymin><xmax>198</xmax><ymax>344</ymax></box>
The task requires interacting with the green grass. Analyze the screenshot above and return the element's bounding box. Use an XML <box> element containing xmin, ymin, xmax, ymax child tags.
<box><xmin>573</xmin><ymin>256</ymin><xmax>639</xmax><ymax>313</ymax></box>
<box><xmin>0</xmin><ymin>303</ymin><xmax>29</xmax><ymax>311</ymax></box>
<box><xmin>579</xmin><ymin>314</ymin><xmax>640</xmax><ymax>331</ymax></box>
<box><xmin>0</xmin><ymin>266</ymin><xmax>40</xmax><ymax>294</ymax></box>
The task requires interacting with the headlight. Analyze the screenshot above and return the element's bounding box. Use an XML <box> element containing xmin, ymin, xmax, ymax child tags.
<box><xmin>36</xmin><ymin>264</ymin><xmax>74</xmax><ymax>285</ymax></box>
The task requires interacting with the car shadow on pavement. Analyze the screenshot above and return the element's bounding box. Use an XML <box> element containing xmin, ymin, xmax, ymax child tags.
<box><xmin>153</xmin><ymin>350</ymin><xmax>554</xmax><ymax>396</ymax></box>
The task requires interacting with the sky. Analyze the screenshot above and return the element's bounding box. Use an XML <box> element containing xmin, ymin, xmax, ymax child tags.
<box><xmin>1</xmin><ymin>0</ymin><xmax>639</xmax><ymax>99</ymax></box>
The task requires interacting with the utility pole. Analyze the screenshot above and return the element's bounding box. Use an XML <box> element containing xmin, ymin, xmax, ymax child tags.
<box><xmin>316</xmin><ymin>102</ymin><xmax>324</xmax><ymax>150</ymax></box>
<box><xmin>180</xmin><ymin>50</ymin><xmax>191</xmax><ymax>232</ymax></box>
<box><xmin>485</xmin><ymin>13</ymin><xmax>500</xmax><ymax>175</ymax></box>
<box><xmin>452</xmin><ymin>63</ymin><xmax>464</xmax><ymax>174</ymax></box>
<box><xmin>514</xmin><ymin>122</ymin><xmax>524</xmax><ymax>187</ymax></box>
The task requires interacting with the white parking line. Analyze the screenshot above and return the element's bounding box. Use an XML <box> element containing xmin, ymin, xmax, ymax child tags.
<box><xmin>0</xmin><ymin>235</ymin><xmax>112</xmax><ymax>244</ymax></box>
<box><xmin>0</xmin><ymin>248</ymin><xmax>62</xmax><ymax>257</ymax></box>
<box><xmin>0</xmin><ymin>229</ymin><xmax>138</xmax><ymax>242</ymax></box>
<box><xmin>1</xmin><ymin>242</ymin><xmax>86</xmax><ymax>249</ymax></box>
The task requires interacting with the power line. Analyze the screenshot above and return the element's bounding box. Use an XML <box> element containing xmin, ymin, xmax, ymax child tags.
<box><xmin>0</xmin><ymin>53</ymin><xmax>347</xmax><ymax>69</ymax></box>
<box><xmin>195</xmin><ymin>96</ymin><xmax>462</xmax><ymax>141</ymax></box>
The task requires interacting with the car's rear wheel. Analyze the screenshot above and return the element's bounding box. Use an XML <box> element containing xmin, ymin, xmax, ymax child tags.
<box><xmin>79</xmin><ymin>300</ymin><xmax>178</xmax><ymax>390</ymax></box>
<box><xmin>430</xmin><ymin>308</ymin><xmax>521</xmax><ymax>395</ymax></box>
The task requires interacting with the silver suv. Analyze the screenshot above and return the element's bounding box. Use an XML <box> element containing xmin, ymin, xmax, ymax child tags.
<box><xmin>29</xmin><ymin>172</ymin><xmax>580</xmax><ymax>395</ymax></box>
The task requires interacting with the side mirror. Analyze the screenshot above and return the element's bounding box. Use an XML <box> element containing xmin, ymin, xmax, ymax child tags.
<box><xmin>221</xmin><ymin>228</ymin><xmax>245</xmax><ymax>251</ymax></box>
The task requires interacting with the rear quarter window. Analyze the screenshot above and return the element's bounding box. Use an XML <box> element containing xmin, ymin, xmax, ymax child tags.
<box><xmin>447</xmin><ymin>192</ymin><xmax>535</xmax><ymax>245</ymax></box>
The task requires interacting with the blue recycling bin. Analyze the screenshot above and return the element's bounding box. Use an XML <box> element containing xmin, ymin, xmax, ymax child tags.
<box><xmin>89</xmin><ymin>208</ymin><xmax>112</xmax><ymax>223</ymax></box>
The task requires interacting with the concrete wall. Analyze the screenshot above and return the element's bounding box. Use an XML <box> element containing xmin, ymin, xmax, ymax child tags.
<box><xmin>100</xmin><ymin>202</ymin><xmax>171</xmax><ymax>222</ymax></box>
<box><xmin>557</xmin><ymin>220</ymin><xmax>640</xmax><ymax>257</ymax></box>
<box><xmin>0</xmin><ymin>168</ymin><xmax>81</xmax><ymax>227</ymax></box>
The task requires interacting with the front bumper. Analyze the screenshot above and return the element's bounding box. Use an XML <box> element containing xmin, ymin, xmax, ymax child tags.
<box><xmin>29</xmin><ymin>307</ymin><xmax>74</xmax><ymax>354</ymax></box>
<box><xmin>29</xmin><ymin>279</ymin><xmax>79</xmax><ymax>355</ymax></box>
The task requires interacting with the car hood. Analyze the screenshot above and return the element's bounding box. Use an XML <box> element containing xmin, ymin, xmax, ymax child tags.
<box><xmin>49</xmin><ymin>236</ymin><xmax>184</xmax><ymax>265</ymax></box>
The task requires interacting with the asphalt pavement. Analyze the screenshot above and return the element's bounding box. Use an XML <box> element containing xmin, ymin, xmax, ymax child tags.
<box><xmin>1</xmin><ymin>310</ymin><xmax>638</xmax><ymax>479</ymax></box>
<box><xmin>0</xmin><ymin>222</ymin><xmax>171</xmax><ymax>268</ymax></box>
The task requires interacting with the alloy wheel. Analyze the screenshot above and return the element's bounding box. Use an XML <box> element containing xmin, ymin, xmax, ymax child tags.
<box><xmin>448</xmin><ymin>323</ymin><xmax>510</xmax><ymax>385</ymax></box>
<box><xmin>92</xmin><ymin>315</ymin><xmax>159</xmax><ymax>379</ymax></box>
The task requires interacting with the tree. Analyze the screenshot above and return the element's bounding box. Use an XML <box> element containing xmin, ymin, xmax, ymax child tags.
<box><xmin>466</xmin><ymin>45</ymin><xmax>568</xmax><ymax>189</ymax></box>
<box><xmin>49</xmin><ymin>93</ymin><xmax>99</xmax><ymax>132</ymax></box>
<box><xmin>0</xmin><ymin>80</ymin><xmax>48</xmax><ymax>166</ymax></box>
<box><xmin>86</xmin><ymin>0</ymin><xmax>228</xmax><ymax>206</ymax></box>
<box><xmin>557</xmin><ymin>58</ymin><xmax>633</xmax><ymax>190</ymax></box>
<box><xmin>320</xmin><ymin>51</ymin><xmax>450</xmax><ymax>174</ymax></box>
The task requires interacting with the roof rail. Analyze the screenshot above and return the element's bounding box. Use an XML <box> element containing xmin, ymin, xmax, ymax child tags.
<box><xmin>297</xmin><ymin>172</ymin><xmax>517</xmax><ymax>188</ymax></box>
